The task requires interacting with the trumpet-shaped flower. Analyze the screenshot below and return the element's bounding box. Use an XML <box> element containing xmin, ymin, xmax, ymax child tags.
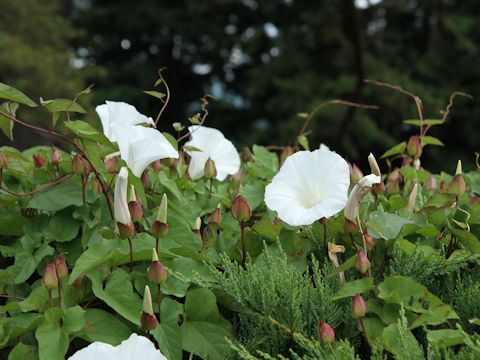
<box><xmin>185</xmin><ymin>126</ymin><xmax>240</xmax><ymax>181</ymax></box>
<box><xmin>264</xmin><ymin>147</ymin><xmax>350</xmax><ymax>226</ymax></box>
<box><xmin>344</xmin><ymin>174</ymin><xmax>381</xmax><ymax>222</ymax></box>
<box><xmin>96</xmin><ymin>101</ymin><xmax>155</xmax><ymax>142</ymax></box>
<box><xmin>68</xmin><ymin>333</ymin><xmax>167</xmax><ymax>360</ymax></box>
<box><xmin>114</xmin><ymin>167</ymin><xmax>131</xmax><ymax>225</ymax></box>
<box><xmin>112</xmin><ymin>124</ymin><xmax>178</xmax><ymax>177</ymax></box>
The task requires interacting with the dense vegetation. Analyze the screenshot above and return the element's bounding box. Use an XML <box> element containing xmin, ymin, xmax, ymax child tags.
<box><xmin>1</xmin><ymin>75</ymin><xmax>480</xmax><ymax>359</ymax></box>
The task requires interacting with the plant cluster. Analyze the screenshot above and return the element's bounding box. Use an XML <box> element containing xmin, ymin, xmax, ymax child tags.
<box><xmin>0</xmin><ymin>76</ymin><xmax>480</xmax><ymax>360</ymax></box>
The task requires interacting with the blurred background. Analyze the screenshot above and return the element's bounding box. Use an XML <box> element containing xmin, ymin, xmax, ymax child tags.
<box><xmin>0</xmin><ymin>0</ymin><xmax>479</xmax><ymax>171</ymax></box>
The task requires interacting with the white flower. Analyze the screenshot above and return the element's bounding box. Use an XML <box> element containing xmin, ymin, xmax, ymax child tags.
<box><xmin>264</xmin><ymin>147</ymin><xmax>350</xmax><ymax>226</ymax></box>
<box><xmin>184</xmin><ymin>126</ymin><xmax>240</xmax><ymax>181</ymax></box>
<box><xmin>68</xmin><ymin>333</ymin><xmax>167</xmax><ymax>360</ymax></box>
<box><xmin>112</xmin><ymin>124</ymin><xmax>178</xmax><ymax>178</ymax></box>
<box><xmin>96</xmin><ymin>101</ymin><xmax>155</xmax><ymax>142</ymax></box>
<box><xmin>344</xmin><ymin>174</ymin><xmax>381</xmax><ymax>222</ymax></box>
<box><xmin>114</xmin><ymin>167</ymin><xmax>130</xmax><ymax>225</ymax></box>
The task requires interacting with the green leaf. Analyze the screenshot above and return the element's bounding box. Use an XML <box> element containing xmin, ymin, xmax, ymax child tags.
<box><xmin>252</xmin><ymin>218</ymin><xmax>281</xmax><ymax>241</ymax></box>
<box><xmin>162</xmin><ymin>132</ymin><xmax>178</xmax><ymax>151</ymax></box>
<box><xmin>27</xmin><ymin>177</ymin><xmax>83</xmax><ymax>211</ymax></box>
<box><xmin>240</xmin><ymin>182</ymin><xmax>265</xmax><ymax>211</ymax></box>
<box><xmin>366</xmin><ymin>207</ymin><xmax>413</xmax><ymax>240</ymax></box>
<box><xmin>13</xmin><ymin>235</ymin><xmax>54</xmax><ymax>284</ymax></box>
<box><xmin>297</xmin><ymin>135</ymin><xmax>309</xmax><ymax>150</ymax></box>
<box><xmin>64</xmin><ymin>120</ymin><xmax>111</xmax><ymax>144</ymax></box>
<box><xmin>420</xmin><ymin>136</ymin><xmax>444</xmax><ymax>146</ymax></box>
<box><xmin>381</xmin><ymin>142</ymin><xmax>406</xmax><ymax>159</ymax></box>
<box><xmin>41</xmin><ymin>98</ymin><xmax>86</xmax><ymax>113</ymax></box>
<box><xmin>0</xmin><ymin>102</ymin><xmax>18</xmax><ymax>140</ymax></box>
<box><xmin>246</xmin><ymin>145</ymin><xmax>279</xmax><ymax>180</ymax></box>
<box><xmin>0</xmin><ymin>210</ymin><xmax>27</xmax><ymax>236</ymax></box>
<box><xmin>78</xmin><ymin>309</ymin><xmax>131</xmax><ymax>345</ymax></box>
<box><xmin>35</xmin><ymin>307</ymin><xmax>85</xmax><ymax>360</ymax></box>
<box><xmin>181</xmin><ymin>288</ymin><xmax>232</xmax><ymax>360</ymax></box>
<box><xmin>88</xmin><ymin>268</ymin><xmax>142</xmax><ymax>325</ymax></box>
<box><xmin>44</xmin><ymin>210</ymin><xmax>80</xmax><ymax>242</ymax></box>
<box><xmin>0</xmin><ymin>83</ymin><xmax>36</xmax><ymax>107</ymax></box>
<box><xmin>382</xmin><ymin>320</ymin><xmax>424</xmax><ymax>358</ymax></box>
<box><xmin>151</xmin><ymin>298</ymin><xmax>184</xmax><ymax>360</ymax></box>
<box><xmin>403</xmin><ymin>119</ymin><xmax>444</xmax><ymax>126</ymax></box>
<box><xmin>143</xmin><ymin>90</ymin><xmax>166</xmax><ymax>100</ymax></box>
<box><xmin>426</xmin><ymin>329</ymin><xmax>465</xmax><ymax>347</ymax></box>
<box><xmin>8</xmin><ymin>342</ymin><xmax>38</xmax><ymax>360</ymax></box>
<box><xmin>332</xmin><ymin>278</ymin><xmax>374</xmax><ymax>300</ymax></box>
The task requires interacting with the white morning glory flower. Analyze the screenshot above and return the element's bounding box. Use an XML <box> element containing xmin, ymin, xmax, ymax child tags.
<box><xmin>96</xmin><ymin>101</ymin><xmax>155</xmax><ymax>142</ymax></box>
<box><xmin>68</xmin><ymin>333</ymin><xmax>167</xmax><ymax>360</ymax></box>
<box><xmin>114</xmin><ymin>167</ymin><xmax>130</xmax><ymax>225</ymax></box>
<box><xmin>184</xmin><ymin>125</ymin><xmax>240</xmax><ymax>181</ymax></box>
<box><xmin>112</xmin><ymin>124</ymin><xmax>179</xmax><ymax>178</ymax></box>
<box><xmin>264</xmin><ymin>147</ymin><xmax>350</xmax><ymax>226</ymax></box>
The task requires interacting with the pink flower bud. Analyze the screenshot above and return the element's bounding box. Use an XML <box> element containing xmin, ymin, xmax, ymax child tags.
<box><xmin>104</xmin><ymin>156</ymin><xmax>117</xmax><ymax>173</ymax></box>
<box><xmin>448</xmin><ymin>174</ymin><xmax>465</xmax><ymax>196</ymax></box>
<box><xmin>344</xmin><ymin>218</ymin><xmax>358</xmax><ymax>233</ymax></box>
<box><xmin>128</xmin><ymin>201</ymin><xmax>143</xmax><ymax>223</ymax></box>
<box><xmin>349</xmin><ymin>163</ymin><xmax>364</xmax><ymax>184</ymax></box>
<box><xmin>426</xmin><ymin>175</ymin><xmax>437</xmax><ymax>191</ymax></box>
<box><xmin>407</xmin><ymin>183</ymin><xmax>418</xmax><ymax>212</ymax></box>
<box><xmin>352</xmin><ymin>294</ymin><xmax>367</xmax><ymax>318</ymax></box>
<box><xmin>318</xmin><ymin>321</ymin><xmax>335</xmax><ymax>344</ymax></box>
<box><xmin>231</xmin><ymin>195</ymin><xmax>251</xmax><ymax>222</ymax></box>
<box><xmin>355</xmin><ymin>249</ymin><xmax>370</xmax><ymax>274</ymax></box>
<box><xmin>202</xmin><ymin>222</ymin><xmax>218</xmax><ymax>247</ymax></box>
<box><xmin>407</xmin><ymin>135</ymin><xmax>422</xmax><ymax>159</ymax></box>
<box><xmin>148</xmin><ymin>249</ymin><xmax>168</xmax><ymax>284</ymax></box>
<box><xmin>51</xmin><ymin>146</ymin><xmax>62</xmax><ymax>165</ymax></box>
<box><xmin>117</xmin><ymin>221</ymin><xmax>135</xmax><ymax>238</ymax></box>
<box><xmin>141</xmin><ymin>169</ymin><xmax>151</xmax><ymax>189</ymax></box>
<box><xmin>204</xmin><ymin>157</ymin><xmax>217</xmax><ymax>179</ymax></box>
<box><xmin>208</xmin><ymin>205</ymin><xmax>222</xmax><ymax>225</ymax></box>
<box><xmin>0</xmin><ymin>152</ymin><xmax>7</xmax><ymax>170</ymax></box>
<box><xmin>141</xmin><ymin>286</ymin><xmax>158</xmax><ymax>331</ymax></box>
<box><xmin>33</xmin><ymin>154</ymin><xmax>45</xmax><ymax>168</ymax></box>
<box><xmin>151</xmin><ymin>160</ymin><xmax>162</xmax><ymax>173</ymax></box>
<box><xmin>151</xmin><ymin>221</ymin><xmax>168</xmax><ymax>238</ymax></box>
<box><xmin>54</xmin><ymin>255</ymin><xmax>68</xmax><ymax>279</ymax></box>
<box><xmin>43</xmin><ymin>263</ymin><xmax>59</xmax><ymax>290</ymax></box>
<box><xmin>364</xmin><ymin>233</ymin><xmax>375</xmax><ymax>250</ymax></box>
<box><xmin>72</xmin><ymin>154</ymin><xmax>90</xmax><ymax>177</ymax></box>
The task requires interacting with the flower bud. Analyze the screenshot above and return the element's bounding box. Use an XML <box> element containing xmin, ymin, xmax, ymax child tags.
<box><xmin>368</xmin><ymin>153</ymin><xmax>381</xmax><ymax>176</ymax></box>
<box><xmin>151</xmin><ymin>160</ymin><xmax>162</xmax><ymax>173</ymax></box>
<box><xmin>148</xmin><ymin>248</ymin><xmax>168</xmax><ymax>284</ymax></box>
<box><xmin>104</xmin><ymin>156</ymin><xmax>117</xmax><ymax>173</ymax></box>
<box><xmin>72</xmin><ymin>154</ymin><xmax>90</xmax><ymax>177</ymax></box>
<box><xmin>280</xmin><ymin>146</ymin><xmax>294</xmax><ymax>165</ymax></box>
<box><xmin>407</xmin><ymin>183</ymin><xmax>418</xmax><ymax>212</ymax></box>
<box><xmin>386</xmin><ymin>168</ymin><xmax>401</xmax><ymax>194</ymax></box>
<box><xmin>33</xmin><ymin>154</ymin><xmax>45</xmax><ymax>168</ymax></box>
<box><xmin>231</xmin><ymin>195</ymin><xmax>251</xmax><ymax>222</ymax></box>
<box><xmin>0</xmin><ymin>152</ymin><xmax>8</xmax><ymax>170</ymax></box>
<box><xmin>352</xmin><ymin>294</ymin><xmax>367</xmax><ymax>318</ymax></box>
<box><xmin>43</xmin><ymin>263</ymin><xmax>59</xmax><ymax>290</ymax></box>
<box><xmin>413</xmin><ymin>158</ymin><xmax>421</xmax><ymax>170</ymax></box>
<box><xmin>51</xmin><ymin>146</ymin><xmax>62</xmax><ymax>165</ymax></box>
<box><xmin>193</xmin><ymin>217</ymin><xmax>202</xmax><ymax>235</ymax></box>
<box><xmin>141</xmin><ymin>286</ymin><xmax>158</xmax><ymax>331</ymax></box>
<box><xmin>364</xmin><ymin>233</ymin><xmax>375</xmax><ymax>250</ymax></box>
<box><xmin>128</xmin><ymin>186</ymin><xmax>143</xmax><ymax>222</ymax></box>
<box><xmin>349</xmin><ymin>163</ymin><xmax>363</xmax><ymax>184</ymax></box>
<box><xmin>204</xmin><ymin>157</ymin><xmax>217</xmax><ymax>179</ymax></box>
<box><xmin>91</xmin><ymin>178</ymin><xmax>103</xmax><ymax>193</ymax></box>
<box><xmin>407</xmin><ymin>135</ymin><xmax>422</xmax><ymax>159</ymax></box>
<box><xmin>54</xmin><ymin>255</ymin><xmax>68</xmax><ymax>279</ymax></box>
<box><xmin>141</xmin><ymin>169</ymin><xmax>151</xmax><ymax>189</ymax></box>
<box><xmin>470</xmin><ymin>196</ymin><xmax>480</xmax><ymax>206</ymax></box>
<box><xmin>208</xmin><ymin>205</ymin><xmax>222</xmax><ymax>225</ymax></box>
<box><xmin>344</xmin><ymin>218</ymin><xmax>358</xmax><ymax>233</ymax></box>
<box><xmin>152</xmin><ymin>221</ymin><xmax>168</xmax><ymax>239</ymax></box>
<box><xmin>241</xmin><ymin>147</ymin><xmax>252</xmax><ymax>162</ymax></box>
<box><xmin>448</xmin><ymin>174</ymin><xmax>466</xmax><ymax>196</ymax></box>
<box><xmin>117</xmin><ymin>221</ymin><xmax>135</xmax><ymax>238</ymax></box>
<box><xmin>372</xmin><ymin>182</ymin><xmax>385</xmax><ymax>196</ymax></box>
<box><xmin>355</xmin><ymin>249</ymin><xmax>370</xmax><ymax>274</ymax></box>
<box><xmin>156</xmin><ymin>193</ymin><xmax>168</xmax><ymax>224</ymax></box>
<box><xmin>426</xmin><ymin>175</ymin><xmax>437</xmax><ymax>191</ymax></box>
<box><xmin>318</xmin><ymin>321</ymin><xmax>335</xmax><ymax>344</ymax></box>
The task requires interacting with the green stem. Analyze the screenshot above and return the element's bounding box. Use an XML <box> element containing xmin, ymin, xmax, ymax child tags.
<box><xmin>128</xmin><ymin>237</ymin><xmax>133</xmax><ymax>272</ymax></box>
<box><xmin>241</xmin><ymin>221</ymin><xmax>247</xmax><ymax>268</ymax></box>
<box><xmin>157</xmin><ymin>283</ymin><xmax>161</xmax><ymax>317</ymax></box>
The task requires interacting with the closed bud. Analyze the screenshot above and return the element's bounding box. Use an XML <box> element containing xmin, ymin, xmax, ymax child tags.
<box><xmin>364</xmin><ymin>233</ymin><xmax>375</xmax><ymax>250</ymax></box>
<box><xmin>280</xmin><ymin>146</ymin><xmax>294</xmax><ymax>165</ymax></box>
<box><xmin>470</xmin><ymin>196</ymin><xmax>480</xmax><ymax>206</ymax></box>
<box><xmin>33</xmin><ymin>154</ymin><xmax>45</xmax><ymax>168</ymax></box>
<box><xmin>148</xmin><ymin>248</ymin><xmax>168</xmax><ymax>284</ymax></box>
<box><xmin>141</xmin><ymin>286</ymin><xmax>158</xmax><ymax>331</ymax></box>
<box><xmin>151</xmin><ymin>160</ymin><xmax>162</xmax><ymax>173</ymax></box>
<box><xmin>349</xmin><ymin>163</ymin><xmax>363</xmax><ymax>184</ymax></box>
<box><xmin>448</xmin><ymin>174</ymin><xmax>466</xmax><ymax>196</ymax></box>
<box><xmin>104</xmin><ymin>156</ymin><xmax>117</xmax><ymax>173</ymax></box>
<box><xmin>128</xmin><ymin>186</ymin><xmax>143</xmax><ymax>222</ymax></box>
<box><xmin>344</xmin><ymin>218</ymin><xmax>358</xmax><ymax>233</ymax></box>
<box><xmin>407</xmin><ymin>183</ymin><xmax>418</xmax><ymax>212</ymax></box>
<box><xmin>117</xmin><ymin>221</ymin><xmax>135</xmax><ymax>238</ymax></box>
<box><xmin>208</xmin><ymin>205</ymin><xmax>222</xmax><ymax>225</ymax></box>
<box><xmin>204</xmin><ymin>157</ymin><xmax>217</xmax><ymax>179</ymax></box>
<box><xmin>407</xmin><ymin>135</ymin><xmax>422</xmax><ymax>159</ymax></box>
<box><xmin>372</xmin><ymin>181</ymin><xmax>385</xmax><ymax>196</ymax></box>
<box><xmin>151</xmin><ymin>221</ymin><xmax>168</xmax><ymax>239</ymax></box>
<box><xmin>386</xmin><ymin>168</ymin><xmax>401</xmax><ymax>194</ymax></box>
<box><xmin>413</xmin><ymin>158</ymin><xmax>421</xmax><ymax>170</ymax></box>
<box><xmin>368</xmin><ymin>153</ymin><xmax>381</xmax><ymax>176</ymax></box>
<box><xmin>318</xmin><ymin>321</ymin><xmax>335</xmax><ymax>345</ymax></box>
<box><xmin>54</xmin><ymin>255</ymin><xmax>68</xmax><ymax>279</ymax></box>
<box><xmin>426</xmin><ymin>175</ymin><xmax>437</xmax><ymax>191</ymax></box>
<box><xmin>231</xmin><ymin>195</ymin><xmax>251</xmax><ymax>222</ymax></box>
<box><xmin>0</xmin><ymin>152</ymin><xmax>8</xmax><ymax>170</ymax></box>
<box><xmin>352</xmin><ymin>294</ymin><xmax>368</xmax><ymax>318</ymax></box>
<box><xmin>72</xmin><ymin>154</ymin><xmax>90</xmax><ymax>177</ymax></box>
<box><xmin>43</xmin><ymin>263</ymin><xmax>59</xmax><ymax>290</ymax></box>
<box><xmin>157</xmin><ymin>194</ymin><xmax>168</xmax><ymax>223</ymax></box>
<box><xmin>51</xmin><ymin>146</ymin><xmax>62</xmax><ymax>165</ymax></box>
<box><xmin>241</xmin><ymin>147</ymin><xmax>252</xmax><ymax>162</ymax></box>
<box><xmin>355</xmin><ymin>249</ymin><xmax>370</xmax><ymax>274</ymax></box>
<box><xmin>92</xmin><ymin>178</ymin><xmax>103</xmax><ymax>193</ymax></box>
<box><xmin>141</xmin><ymin>169</ymin><xmax>151</xmax><ymax>189</ymax></box>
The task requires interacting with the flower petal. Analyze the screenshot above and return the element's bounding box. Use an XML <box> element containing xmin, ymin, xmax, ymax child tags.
<box><xmin>114</xmin><ymin>167</ymin><xmax>130</xmax><ymax>225</ymax></box>
<box><xmin>116</xmin><ymin>334</ymin><xmax>167</xmax><ymax>360</ymax></box>
<box><xmin>68</xmin><ymin>342</ymin><xmax>117</xmax><ymax>360</ymax></box>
